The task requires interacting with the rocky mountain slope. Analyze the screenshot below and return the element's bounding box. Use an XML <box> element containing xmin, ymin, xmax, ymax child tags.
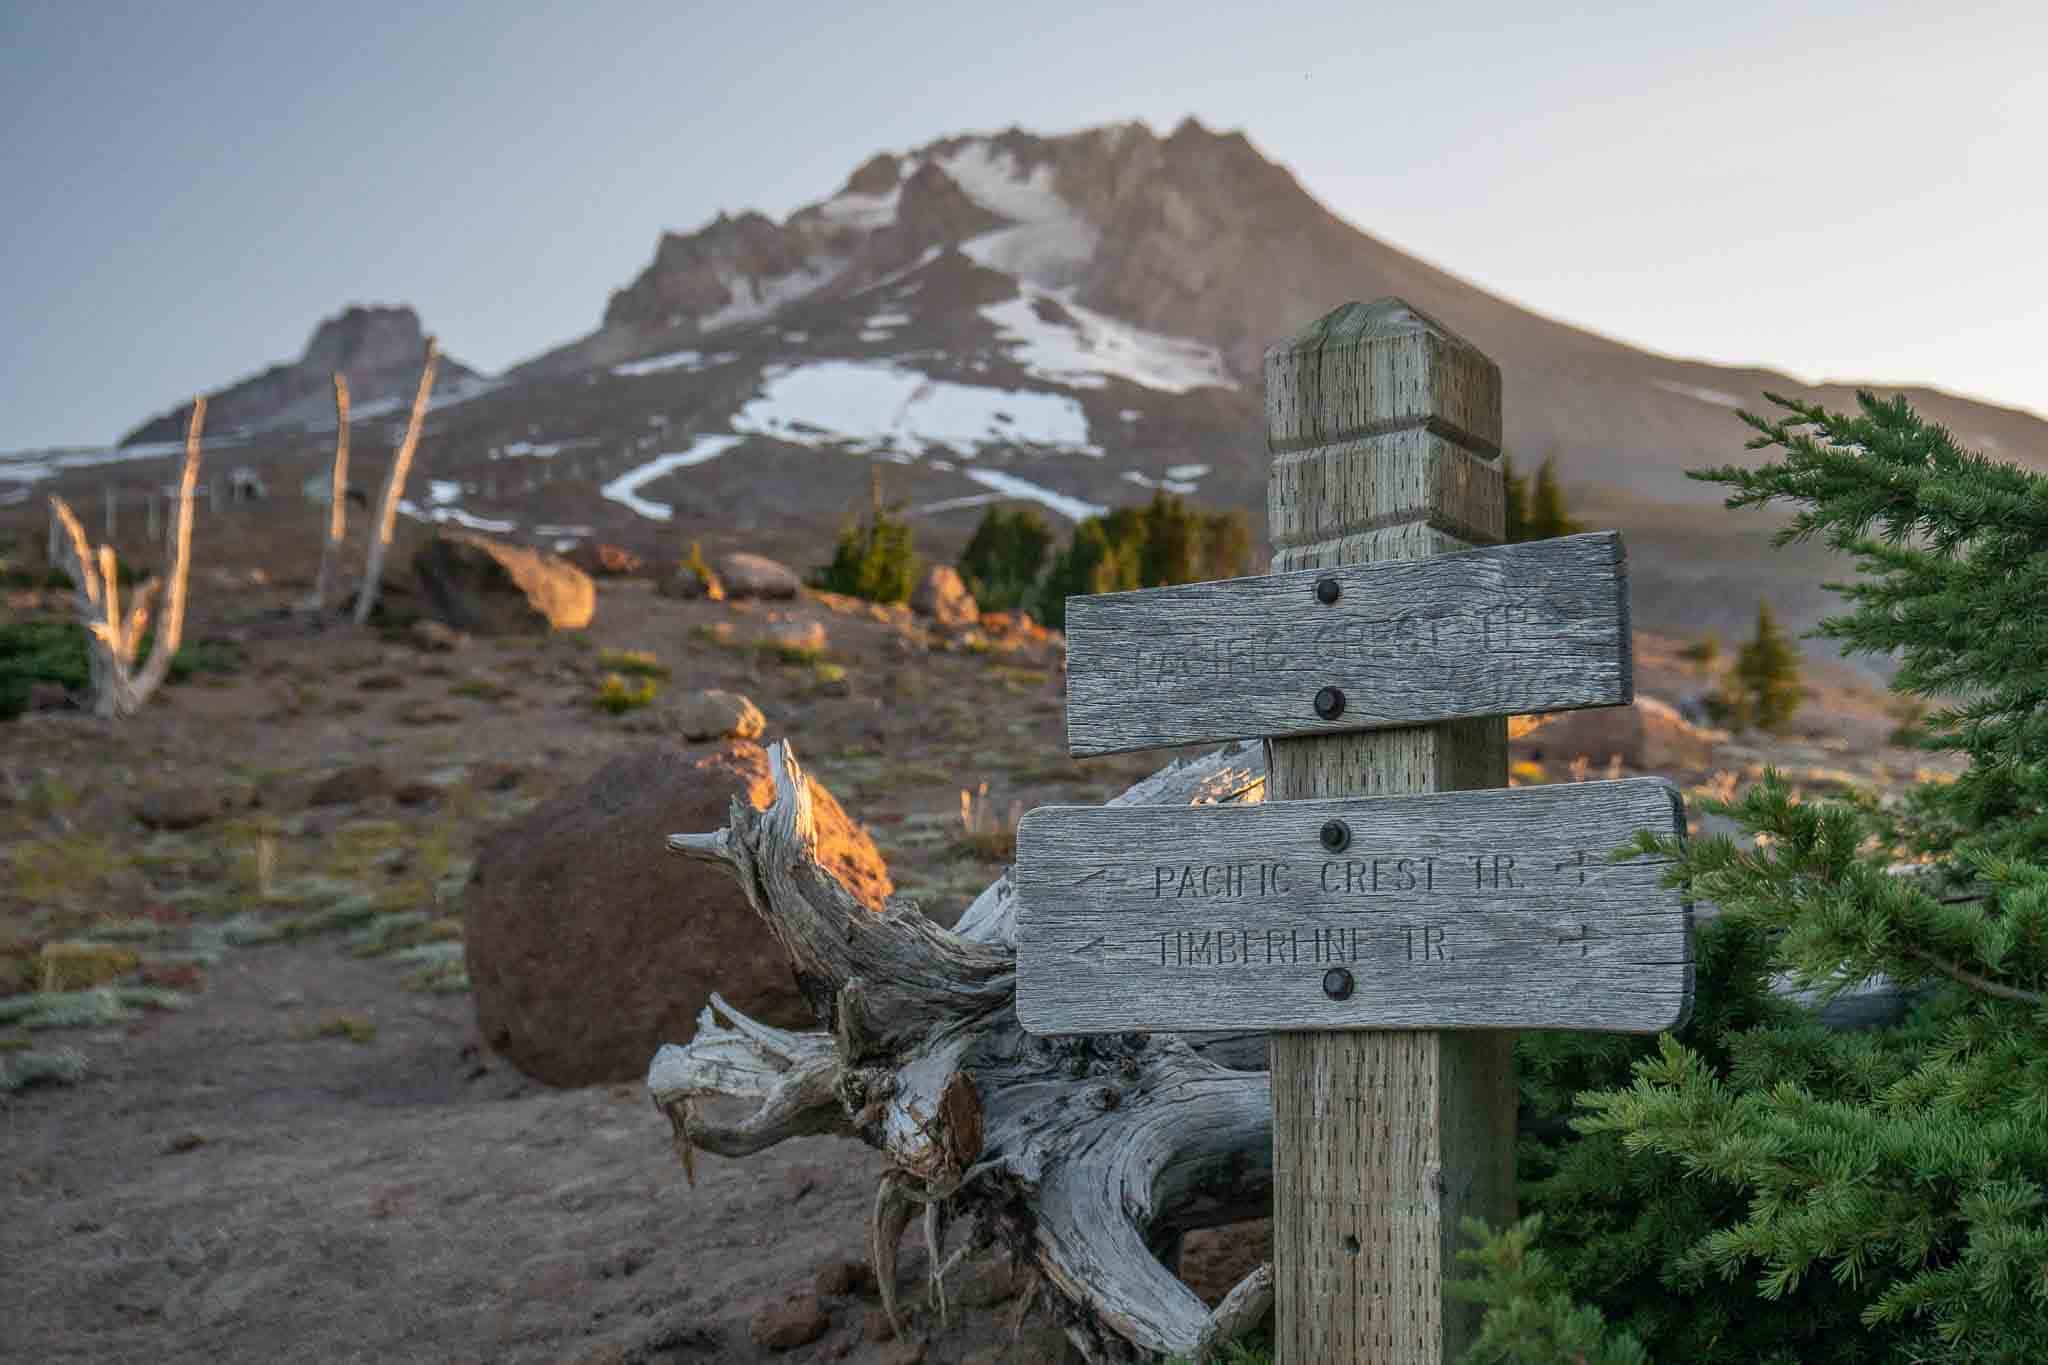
<box><xmin>120</xmin><ymin>305</ymin><xmax>487</xmax><ymax>446</ymax></box>
<box><xmin>67</xmin><ymin>117</ymin><xmax>2048</xmax><ymax>656</ymax></box>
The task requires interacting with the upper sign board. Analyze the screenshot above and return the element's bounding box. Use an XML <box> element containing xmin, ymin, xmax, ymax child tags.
<box><xmin>1062</xmin><ymin>530</ymin><xmax>1632</xmax><ymax>757</ymax></box>
<box><xmin>1014</xmin><ymin>777</ymin><xmax>1690</xmax><ymax>1036</ymax></box>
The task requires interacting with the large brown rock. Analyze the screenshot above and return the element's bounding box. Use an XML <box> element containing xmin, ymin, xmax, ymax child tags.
<box><xmin>463</xmin><ymin>741</ymin><xmax>893</xmax><ymax>1087</ymax></box>
<box><xmin>716</xmin><ymin>552</ymin><xmax>801</xmax><ymax>599</ymax></box>
<box><xmin>1518</xmin><ymin>694</ymin><xmax>1721</xmax><ymax>772</ymax></box>
<box><xmin>569</xmin><ymin>542</ymin><xmax>645</xmax><ymax>577</ymax></box>
<box><xmin>910</xmin><ymin>565</ymin><xmax>978</xmax><ymax>628</ymax></box>
<box><xmin>413</xmin><ymin>531</ymin><xmax>595</xmax><ymax>634</ymax></box>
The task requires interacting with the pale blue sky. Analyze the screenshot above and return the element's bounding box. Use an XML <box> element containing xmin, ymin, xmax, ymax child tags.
<box><xmin>3</xmin><ymin>0</ymin><xmax>2043</xmax><ymax>448</ymax></box>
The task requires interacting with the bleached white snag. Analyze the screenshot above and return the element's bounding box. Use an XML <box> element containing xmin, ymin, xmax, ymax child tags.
<box><xmin>48</xmin><ymin>397</ymin><xmax>205</xmax><ymax>719</ymax></box>
<box><xmin>308</xmin><ymin>373</ymin><xmax>350</xmax><ymax>613</ymax></box>
<box><xmin>354</xmin><ymin>338</ymin><xmax>439</xmax><ymax>625</ymax></box>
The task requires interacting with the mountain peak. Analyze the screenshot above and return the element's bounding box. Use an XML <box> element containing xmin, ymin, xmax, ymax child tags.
<box><xmin>119</xmin><ymin>304</ymin><xmax>479</xmax><ymax>446</ymax></box>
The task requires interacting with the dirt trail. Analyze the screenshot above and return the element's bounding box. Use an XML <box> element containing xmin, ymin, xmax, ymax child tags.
<box><xmin>0</xmin><ymin>933</ymin><xmax>1093</xmax><ymax>1364</ymax></box>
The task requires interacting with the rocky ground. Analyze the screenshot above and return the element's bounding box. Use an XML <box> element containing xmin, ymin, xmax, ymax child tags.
<box><xmin>0</xmin><ymin>520</ymin><xmax>1955</xmax><ymax>1364</ymax></box>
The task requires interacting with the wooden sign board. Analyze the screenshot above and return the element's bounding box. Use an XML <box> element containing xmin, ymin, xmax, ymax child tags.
<box><xmin>1063</xmin><ymin>530</ymin><xmax>1632</xmax><ymax>757</ymax></box>
<box><xmin>1014</xmin><ymin>777</ymin><xmax>1690</xmax><ymax>1035</ymax></box>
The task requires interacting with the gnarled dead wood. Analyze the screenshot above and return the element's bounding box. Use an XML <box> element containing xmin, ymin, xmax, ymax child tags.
<box><xmin>48</xmin><ymin>397</ymin><xmax>204</xmax><ymax>718</ymax></box>
<box><xmin>651</xmin><ymin>740</ymin><xmax>1276</xmax><ymax>1361</ymax></box>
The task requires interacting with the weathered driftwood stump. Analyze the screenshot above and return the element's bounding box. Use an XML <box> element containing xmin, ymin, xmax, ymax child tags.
<box><xmin>650</xmin><ymin>740</ymin><xmax>1278</xmax><ymax>1362</ymax></box>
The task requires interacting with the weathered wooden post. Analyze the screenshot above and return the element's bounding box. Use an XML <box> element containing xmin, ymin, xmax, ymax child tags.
<box><xmin>1264</xmin><ymin>301</ymin><xmax>1511</xmax><ymax>1363</ymax></box>
<box><xmin>1016</xmin><ymin>298</ymin><xmax>1690</xmax><ymax>1363</ymax></box>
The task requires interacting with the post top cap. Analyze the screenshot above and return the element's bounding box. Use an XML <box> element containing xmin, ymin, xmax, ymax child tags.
<box><xmin>1267</xmin><ymin>297</ymin><xmax>1476</xmax><ymax>358</ymax></box>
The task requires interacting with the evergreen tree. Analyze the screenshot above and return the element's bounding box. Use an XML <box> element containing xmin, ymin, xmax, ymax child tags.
<box><xmin>1034</xmin><ymin>492</ymin><xmax>1252</xmax><ymax>628</ymax></box>
<box><xmin>1728</xmin><ymin>599</ymin><xmax>1803</xmax><ymax>732</ymax></box>
<box><xmin>1502</xmin><ymin>453</ymin><xmax>1533</xmax><ymax>543</ymax></box>
<box><xmin>813</xmin><ymin>468</ymin><xmax>919</xmax><ymax>604</ymax></box>
<box><xmin>1451</xmin><ymin>391</ymin><xmax>2048</xmax><ymax>1363</ymax></box>
<box><xmin>1525</xmin><ymin>455</ymin><xmax>1583</xmax><ymax>539</ymax></box>
<box><xmin>958</xmin><ymin>505</ymin><xmax>1052</xmax><ymax>612</ymax></box>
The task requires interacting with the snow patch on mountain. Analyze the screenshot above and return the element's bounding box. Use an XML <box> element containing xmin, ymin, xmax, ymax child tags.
<box><xmin>728</xmin><ymin>360</ymin><xmax>1100</xmax><ymax>459</ymax></box>
<box><xmin>936</xmin><ymin>143</ymin><xmax>1098</xmax><ymax>286</ymax></box>
<box><xmin>981</xmin><ymin>285</ymin><xmax>1235</xmax><ymax>395</ymax></box>
<box><xmin>1122</xmin><ymin>470</ymin><xmax>1199</xmax><ymax>495</ymax></box>
<box><xmin>699</xmin><ymin>262</ymin><xmax>843</xmax><ymax>333</ymax></box>
<box><xmin>817</xmin><ymin>186</ymin><xmax>901</xmax><ymax>230</ymax></box>
<box><xmin>602</xmin><ymin>434</ymin><xmax>750</xmax><ymax>521</ymax></box>
<box><xmin>960</xmin><ymin>467</ymin><xmax>1106</xmax><ymax>522</ymax></box>
<box><xmin>1651</xmin><ymin>377</ymin><xmax>1746</xmax><ymax>409</ymax></box>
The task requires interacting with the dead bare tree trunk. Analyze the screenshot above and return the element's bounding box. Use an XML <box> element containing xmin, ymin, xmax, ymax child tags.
<box><xmin>308</xmin><ymin>373</ymin><xmax>350</xmax><ymax>613</ymax></box>
<box><xmin>354</xmin><ymin>338</ymin><xmax>438</xmax><ymax>625</ymax></box>
<box><xmin>649</xmin><ymin>740</ymin><xmax>1278</xmax><ymax>1362</ymax></box>
<box><xmin>49</xmin><ymin>399</ymin><xmax>205</xmax><ymax>719</ymax></box>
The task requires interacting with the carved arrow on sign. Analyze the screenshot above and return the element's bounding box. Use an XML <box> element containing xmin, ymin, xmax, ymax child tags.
<box><xmin>1071</xmin><ymin>936</ymin><xmax>1110</xmax><ymax>963</ymax></box>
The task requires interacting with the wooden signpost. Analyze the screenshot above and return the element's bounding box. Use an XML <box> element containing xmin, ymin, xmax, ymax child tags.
<box><xmin>1014</xmin><ymin>298</ymin><xmax>1692</xmax><ymax>1364</ymax></box>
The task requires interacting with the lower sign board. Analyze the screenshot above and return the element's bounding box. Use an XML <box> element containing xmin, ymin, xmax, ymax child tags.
<box><xmin>1014</xmin><ymin>777</ymin><xmax>1690</xmax><ymax>1035</ymax></box>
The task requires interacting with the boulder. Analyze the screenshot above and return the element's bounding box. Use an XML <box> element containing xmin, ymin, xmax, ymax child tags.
<box><xmin>134</xmin><ymin>787</ymin><xmax>224</xmax><ymax>831</ymax></box>
<box><xmin>571</xmin><ymin>542</ymin><xmax>646</xmax><ymax>577</ymax></box>
<box><xmin>671</xmin><ymin>689</ymin><xmax>766</xmax><ymax>742</ymax></box>
<box><xmin>463</xmin><ymin>741</ymin><xmax>893</xmax><ymax>1087</ymax></box>
<box><xmin>716</xmin><ymin>552</ymin><xmax>800</xmax><ymax>600</ymax></box>
<box><xmin>1517</xmin><ymin>694</ymin><xmax>1721</xmax><ymax>772</ymax></box>
<box><xmin>910</xmin><ymin>565</ymin><xmax>978</xmax><ymax>628</ymax></box>
<box><xmin>413</xmin><ymin>531</ymin><xmax>595</xmax><ymax>634</ymax></box>
<box><xmin>760</xmin><ymin>619</ymin><xmax>828</xmax><ymax>657</ymax></box>
<box><xmin>307</xmin><ymin>764</ymin><xmax>387</xmax><ymax>807</ymax></box>
<box><xmin>750</xmin><ymin>1293</ymin><xmax>829</xmax><ymax>1350</ymax></box>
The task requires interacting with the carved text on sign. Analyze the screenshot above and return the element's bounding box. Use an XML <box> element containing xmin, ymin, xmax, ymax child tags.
<box><xmin>1015</xmin><ymin>777</ymin><xmax>1692</xmax><ymax>1034</ymax></box>
<box><xmin>1119</xmin><ymin>605</ymin><xmax>1534</xmax><ymax>689</ymax></box>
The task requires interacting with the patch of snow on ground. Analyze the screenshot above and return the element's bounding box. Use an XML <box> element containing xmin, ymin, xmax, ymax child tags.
<box><xmin>601</xmin><ymin>435</ymin><xmax>748</xmax><ymax>521</ymax></box>
<box><xmin>981</xmin><ymin>285</ymin><xmax>1234</xmax><ymax>395</ymax></box>
<box><xmin>910</xmin><ymin>492</ymin><xmax>1005</xmax><ymax>516</ymax></box>
<box><xmin>614</xmin><ymin>350</ymin><xmax>703</xmax><ymax>378</ymax></box>
<box><xmin>493</xmin><ymin>440</ymin><xmax>563</xmax><ymax>459</ymax></box>
<box><xmin>429</xmin><ymin>480</ymin><xmax>462</xmax><ymax>505</ymax></box>
<box><xmin>1650</xmin><ymin>377</ymin><xmax>1746</xmax><ymax>409</ymax></box>
<box><xmin>730</xmin><ymin>360</ymin><xmax>1100</xmax><ymax>458</ymax></box>
<box><xmin>397</xmin><ymin>499</ymin><xmax>517</xmax><ymax>534</ymax></box>
<box><xmin>1122</xmin><ymin>470</ymin><xmax>1198</xmax><ymax>495</ymax></box>
<box><xmin>858</xmin><ymin>330</ymin><xmax>894</xmax><ymax>343</ymax></box>
<box><xmin>938</xmin><ymin>142</ymin><xmax>1099</xmax><ymax>286</ymax></box>
<box><xmin>533</xmin><ymin>523</ymin><xmax>595</xmax><ymax>537</ymax></box>
<box><xmin>961</xmin><ymin>468</ymin><xmax>1106</xmax><ymax>523</ymax></box>
<box><xmin>0</xmin><ymin>437</ymin><xmax>253</xmax><ymax>486</ymax></box>
<box><xmin>1120</xmin><ymin>409</ymin><xmax>1142</xmax><ymax>422</ymax></box>
<box><xmin>553</xmin><ymin>538</ymin><xmax>580</xmax><ymax>553</ymax></box>
<box><xmin>1166</xmin><ymin>463</ymin><xmax>1210</xmax><ymax>480</ymax></box>
<box><xmin>817</xmin><ymin>187</ymin><xmax>901</xmax><ymax>230</ymax></box>
<box><xmin>698</xmin><ymin>260</ymin><xmax>842</xmax><ymax>332</ymax></box>
<box><xmin>850</xmin><ymin>245</ymin><xmax>945</xmax><ymax>298</ymax></box>
<box><xmin>866</xmin><ymin>311</ymin><xmax>910</xmax><ymax>328</ymax></box>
